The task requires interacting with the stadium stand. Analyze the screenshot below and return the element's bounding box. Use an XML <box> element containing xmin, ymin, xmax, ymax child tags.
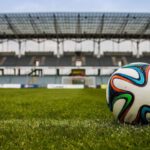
<box><xmin>0</xmin><ymin>12</ymin><xmax>149</xmax><ymax>87</ymax></box>
<box><xmin>2</xmin><ymin>54</ymin><xmax>150</xmax><ymax>67</ymax></box>
<box><xmin>0</xmin><ymin>54</ymin><xmax>113</xmax><ymax>67</ymax></box>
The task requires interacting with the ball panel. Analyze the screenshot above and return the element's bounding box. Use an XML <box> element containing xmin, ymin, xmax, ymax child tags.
<box><xmin>115</xmin><ymin>68</ymin><xmax>139</xmax><ymax>79</ymax></box>
<box><xmin>115</xmin><ymin>67</ymin><xmax>145</xmax><ymax>86</ymax></box>
<box><xmin>113</xmin><ymin>93</ymin><xmax>134</xmax><ymax>123</ymax></box>
<box><xmin>140</xmin><ymin>106</ymin><xmax>150</xmax><ymax>124</ymax></box>
<box><xmin>113</xmin><ymin>78</ymin><xmax>137</xmax><ymax>93</ymax></box>
<box><xmin>146</xmin><ymin>113</ymin><xmax>150</xmax><ymax>123</ymax></box>
<box><xmin>113</xmin><ymin>99</ymin><xmax>125</xmax><ymax>119</ymax></box>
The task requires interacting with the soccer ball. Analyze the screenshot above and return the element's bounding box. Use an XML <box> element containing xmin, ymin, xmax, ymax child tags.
<box><xmin>107</xmin><ymin>63</ymin><xmax>150</xmax><ymax>125</ymax></box>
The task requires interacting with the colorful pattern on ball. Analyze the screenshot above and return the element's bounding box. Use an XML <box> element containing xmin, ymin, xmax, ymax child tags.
<box><xmin>107</xmin><ymin>63</ymin><xmax>150</xmax><ymax>125</ymax></box>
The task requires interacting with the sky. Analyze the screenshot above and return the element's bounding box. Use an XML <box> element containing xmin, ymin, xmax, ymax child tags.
<box><xmin>0</xmin><ymin>0</ymin><xmax>149</xmax><ymax>13</ymax></box>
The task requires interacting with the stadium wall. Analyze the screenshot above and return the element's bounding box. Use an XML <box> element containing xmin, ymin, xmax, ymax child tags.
<box><xmin>0</xmin><ymin>75</ymin><xmax>110</xmax><ymax>88</ymax></box>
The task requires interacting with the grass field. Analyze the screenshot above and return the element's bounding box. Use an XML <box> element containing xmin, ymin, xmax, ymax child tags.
<box><xmin>0</xmin><ymin>89</ymin><xmax>150</xmax><ymax>150</ymax></box>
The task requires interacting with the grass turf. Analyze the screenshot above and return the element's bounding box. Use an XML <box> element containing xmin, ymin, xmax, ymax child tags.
<box><xmin>0</xmin><ymin>89</ymin><xmax>150</xmax><ymax>150</ymax></box>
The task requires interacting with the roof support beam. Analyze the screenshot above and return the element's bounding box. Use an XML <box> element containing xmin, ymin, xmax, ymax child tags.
<box><xmin>76</xmin><ymin>14</ymin><xmax>82</xmax><ymax>35</ymax></box>
<box><xmin>96</xmin><ymin>14</ymin><xmax>105</xmax><ymax>35</ymax></box>
<box><xmin>117</xmin><ymin>14</ymin><xmax>129</xmax><ymax>34</ymax></box>
<box><xmin>93</xmin><ymin>40</ymin><xmax>96</xmax><ymax>56</ymax></box>
<box><xmin>0</xmin><ymin>33</ymin><xmax>150</xmax><ymax>39</ymax></box>
<box><xmin>4</xmin><ymin>15</ymin><xmax>20</xmax><ymax>38</ymax></box>
<box><xmin>97</xmin><ymin>40</ymin><xmax>101</xmax><ymax>58</ymax></box>
<box><xmin>18</xmin><ymin>40</ymin><xmax>22</xmax><ymax>58</ymax></box>
<box><xmin>29</xmin><ymin>14</ymin><xmax>41</xmax><ymax>35</ymax></box>
<box><xmin>136</xmin><ymin>41</ymin><xmax>140</xmax><ymax>58</ymax></box>
<box><xmin>75</xmin><ymin>14</ymin><xmax>82</xmax><ymax>43</ymax></box>
<box><xmin>138</xmin><ymin>19</ymin><xmax>150</xmax><ymax>38</ymax></box>
<box><xmin>53</xmin><ymin>14</ymin><xmax>61</xmax><ymax>37</ymax></box>
<box><xmin>57</xmin><ymin>39</ymin><xmax>60</xmax><ymax>58</ymax></box>
<box><xmin>61</xmin><ymin>40</ymin><xmax>64</xmax><ymax>56</ymax></box>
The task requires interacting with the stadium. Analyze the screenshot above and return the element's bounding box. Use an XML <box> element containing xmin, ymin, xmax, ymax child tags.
<box><xmin>0</xmin><ymin>11</ymin><xmax>150</xmax><ymax>149</ymax></box>
<box><xmin>0</xmin><ymin>12</ymin><xmax>149</xmax><ymax>88</ymax></box>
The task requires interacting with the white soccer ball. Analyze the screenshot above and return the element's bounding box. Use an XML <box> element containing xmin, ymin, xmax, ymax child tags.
<box><xmin>107</xmin><ymin>63</ymin><xmax>150</xmax><ymax>125</ymax></box>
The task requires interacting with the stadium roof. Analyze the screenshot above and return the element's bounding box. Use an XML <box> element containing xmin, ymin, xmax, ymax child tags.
<box><xmin>0</xmin><ymin>12</ymin><xmax>149</xmax><ymax>39</ymax></box>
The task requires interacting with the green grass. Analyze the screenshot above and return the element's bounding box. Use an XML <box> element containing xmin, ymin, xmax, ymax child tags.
<box><xmin>0</xmin><ymin>89</ymin><xmax>150</xmax><ymax>150</ymax></box>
